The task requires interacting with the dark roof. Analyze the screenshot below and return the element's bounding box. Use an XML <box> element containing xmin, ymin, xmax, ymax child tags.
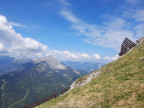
<box><xmin>119</xmin><ymin>37</ymin><xmax>136</xmax><ymax>56</ymax></box>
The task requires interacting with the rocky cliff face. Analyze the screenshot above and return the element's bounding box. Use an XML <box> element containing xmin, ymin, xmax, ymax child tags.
<box><xmin>70</xmin><ymin>71</ymin><xmax>101</xmax><ymax>90</ymax></box>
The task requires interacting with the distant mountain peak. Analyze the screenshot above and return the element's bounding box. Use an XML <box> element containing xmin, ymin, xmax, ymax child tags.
<box><xmin>34</xmin><ymin>55</ymin><xmax>66</xmax><ymax>70</ymax></box>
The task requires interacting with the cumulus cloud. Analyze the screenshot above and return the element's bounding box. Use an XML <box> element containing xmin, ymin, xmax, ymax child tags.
<box><xmin>52</xmin><ymin>50</ymin><xmax>119</xmax><ymax>63</ymax></box>
<box><xmin>0</xmin><ymin>15</ymin><xmax>50</xmax><ymax>58</ymax></box>
<box><xmin>104</xmin><ymin>55</ymin><xmax>119</xmax><ymax>61</ymax></box>
<box><xmin>51</xmin><ymin>50</ymin><xmax>92</xmax><ymax>61</ymax></box>
<box><xmin>111</xmin><ymin>55</ymin><xmax>119</xmax><ymax>60</ymax></box>
<box><xmin>103</xmin><ymin>56</ymin><xmax>111</xmax><ymax>60</ymax></box>
<box><xmin>93</xmin><ymin>54</ymin><xmax>101</xmax><ymax>59</ymax></box>
<box><xmin>81</xmin><ymin>53</ymin><xmax>90</xmax><ymax>58</ymax></box>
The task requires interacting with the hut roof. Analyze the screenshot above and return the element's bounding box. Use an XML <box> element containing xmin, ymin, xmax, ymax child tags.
<box><xmin>119</xmin><ymin>37</ymin><xmax>136</xmax><ymax>56</ymax></box>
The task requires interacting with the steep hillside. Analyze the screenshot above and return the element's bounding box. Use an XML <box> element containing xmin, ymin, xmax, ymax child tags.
<box><xmin>0</xmin><ymin>56</ymin><xmax>84</xmax><ymax>108</ymax></box>
<box><xmin>37</xmin><ymin>41</ymin><xmax>144</xmax><ymax>108</ymax></box>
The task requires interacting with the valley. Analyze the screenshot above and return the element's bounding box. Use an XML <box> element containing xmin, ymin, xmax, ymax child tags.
<box><xmin>8</xmin><ymin>90</ymin><xmax>29</xmax><ymax>108</ymax></box>
<box><xmin>0</xmin><ymin>56</ymin><xmax>87</xmax><ymax>108</ymax></box>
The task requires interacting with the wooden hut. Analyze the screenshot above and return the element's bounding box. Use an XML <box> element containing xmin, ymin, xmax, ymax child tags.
<box><xmin>119</xmin><ymin>37</ymin><xmax>136</xmax><ymax>56</ymax></box>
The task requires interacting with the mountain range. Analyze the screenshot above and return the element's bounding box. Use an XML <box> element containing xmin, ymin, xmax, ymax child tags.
<box><xmin>0</xmin><ymin>56</ymin><xmax>31</xmax><ymax>75</ymax></box>
<box><xmin>0</xmin><ymin>56</ymin><xmax>85</xmax><ymax>108</ymax></box>
<box><xmin>62</xmin><ymin>61</ymin><xmax>105</xmax><ymax>73</ymax></box>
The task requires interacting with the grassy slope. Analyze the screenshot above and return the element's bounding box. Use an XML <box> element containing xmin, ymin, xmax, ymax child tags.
<box><xmin>37</xmin><ymin>43</ymin><xmax>144</xmax><ymax>108</ymax></box>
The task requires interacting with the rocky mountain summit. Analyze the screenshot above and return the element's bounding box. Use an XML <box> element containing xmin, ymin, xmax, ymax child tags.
<box><xmin>34</xmin><ymin>56</ymin><xmax>66</xmax><ymax>70</ymax></box>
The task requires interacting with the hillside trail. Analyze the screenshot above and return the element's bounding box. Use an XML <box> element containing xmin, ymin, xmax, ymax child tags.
<box><xmin>2</xmin><ymin>79</ymin><xmax>7</xmax><ymax>108</ymax></box>
<box><xmin>8</xmin><ymin>90</ymin><xmax>29</xmax><ymax>108</ymax></box>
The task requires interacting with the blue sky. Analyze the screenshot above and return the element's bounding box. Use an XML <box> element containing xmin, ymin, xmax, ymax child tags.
<box><xmin>0</xmin><ymin>0</ymin><xmax>144</xmax><ymax>62</ymax></box>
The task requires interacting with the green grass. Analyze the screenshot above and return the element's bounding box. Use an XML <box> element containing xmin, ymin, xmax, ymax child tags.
<box><xmin>37</xmin><ymin>42</ymin><xmax>144</xmax><ymax>108</ymax></box>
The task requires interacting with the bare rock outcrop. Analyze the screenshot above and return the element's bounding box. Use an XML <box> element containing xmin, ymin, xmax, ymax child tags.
<box><xmin>70</xmin><ymin>71</ymin><xmax>101</xmax><ymax>90</ymax></box>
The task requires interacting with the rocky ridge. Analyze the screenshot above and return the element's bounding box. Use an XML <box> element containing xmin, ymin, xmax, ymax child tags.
<box><xmin>34</xmin><ymin>56</ymin><xmax>66</xmax><ymax>70</ymax></box>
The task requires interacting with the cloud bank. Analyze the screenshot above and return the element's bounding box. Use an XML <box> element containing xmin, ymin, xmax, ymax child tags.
<box><xmin>0</xmin><ymin>15</ymin><xmax>50</xmax><ymax>58</ymax></box>
<box><xmin>0</xmin><ymin>15</ymin><xmax>117</xmax><ymax>62</ymax></box>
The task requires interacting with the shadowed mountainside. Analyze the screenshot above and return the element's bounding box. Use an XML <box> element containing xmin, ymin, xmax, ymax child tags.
<box><xmin>0</xmin><ymin>56</ymin><xmax>85</xmax><ymax>108</ymax></box>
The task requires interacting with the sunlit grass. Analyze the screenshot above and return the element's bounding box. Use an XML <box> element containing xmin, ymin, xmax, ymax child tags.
<box><xmin>37</xmin><ymin>43</ymin><xmax>144</xmax><ymax>108</ymax></box>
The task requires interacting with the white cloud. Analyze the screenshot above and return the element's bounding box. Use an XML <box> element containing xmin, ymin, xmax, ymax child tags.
<box><xmin>60</xmin><ymin>8</ymin><xmax>137</xmax><ymax>50</ymax></box>
<box><xmin>81</xmin><ymin>53</ymin><xmax>90</xmax><ymax>58</ymax></box>
<box><xmin>62</xmin><ymin>51</ymin><xmax>78</xmax><ymax>59</ymax></box>
<box><xmin>24</xmin><ymin>37</ymin><xmax>43</xmax><ymax>51</ymax></box>
<box><xmin>134</xmin><ymin>10</ymin><xmax>144</xmax><ymax>22</ymax></box>
<box><xmin>111</xmin><ymin>55</ymin><xmax>119</xmax><ymax>60</ymax></box>
<box><xmin>93</xmin><ymin>54</ymin><xmax>101</xmax><ymax>59</ymax></box>
<box><xmin>61</xmin><ymin>10</ymin><xmax>79</xmax><ymax>23</ymax></box>
<box><xmin>51</xmin><ymin>50</ymin><xmax>103</xmax><ymax>62</ymax></box>
<box><xmin>0</xmin><ymin>43</ymin><xmax>4</xmax><ymax>51</ymax></box>
<box><xmin>0</xmin><ymin>15</ymin><xmax>50</xmax><ymax>58</ymax></box>
<box><xmin>123</xmin><ymin>9</ymin><xmax>144</xmax><ymax>22</ymax></box>
<box><xmin>8</xmin><ymin>22</ymin><xmax>26</xmax><ymax>27</ymax></box>
<box><xmin>134</xmin><ymin>23</ymin><xmax>144</xmax><ymax>38</ymax></box>
<box><xmin>58</xmin><ymin>0</ymin><xmax>144</xmax><ymax>55</ymax></box>
<box><xmin>59</xmin><ymin>1</ymin><xmax>142</xmax><ymax>50</ymax></box>
<box><xmin>103</xmin><ymin>56</ymin><xmax>111</xmax><ymax>60</ymax></box>
<box><xmin>85</xmin><ymin>17</ymin><xmax>137</xmax><ymax>50</ymax></box>
<box><xmin>51</xmin><ymin>50</ymin><xmax>90</xmax><ymax>61</ymax></box>
<box><xmin>103</xmin><ymin>55</ymin><xmax>119</xmax><ymax>61</ymax></box>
